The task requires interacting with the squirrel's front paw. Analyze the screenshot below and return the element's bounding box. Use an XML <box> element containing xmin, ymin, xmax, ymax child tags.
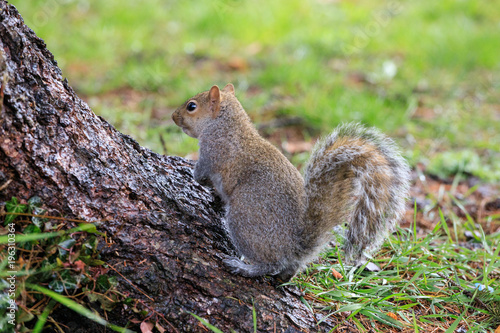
<box><xmin>222</xmin><ymin>256</ymin><xmax>246</xmax><ymax>275</ymax></box>
<box><xmin>222</xmin><ymin>255</ymin><xmax>285</xmax><ymax>278</ymax></box>
<box><xmin>195</xmin><ymin>176</ymin><xmax>213</xmax><ymax>187</ymax></box>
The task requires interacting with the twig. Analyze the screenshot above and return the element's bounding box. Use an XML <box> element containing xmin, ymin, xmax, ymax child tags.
<box><xmin>0</xmin><ymin>212</ymin><xmax>108</xmax><ymax>223</ymax></box>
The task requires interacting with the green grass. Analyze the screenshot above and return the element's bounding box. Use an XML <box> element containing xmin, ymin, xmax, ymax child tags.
<box><xmin>290</xmin><ymin>218</ymin><xmax>500</xmax><ymax>331</ymax></box>
<box><xmin>9</xmin><ymin>0</ymin><xmax>500</xmax><ymax>181</ymax></box>
<box><xmin>288</xmin><ymin>182</ymin><xmax>500</xmax><ymax>331</ymax></box>
<box><xmin>0</xmin><ymin>197</ymin><xmax>132</xmax><ymax>333</ymax></box>
<box><xmin>186</xmin><ymin>206</ymin><xmax>500</xmax><ymax>331</ymax></box>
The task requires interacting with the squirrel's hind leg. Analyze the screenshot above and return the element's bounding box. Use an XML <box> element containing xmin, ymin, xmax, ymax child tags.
<box><xmin>223</xmin><ymin>256</ymin><xmax>294</xmax><ymax>279</ymax></box>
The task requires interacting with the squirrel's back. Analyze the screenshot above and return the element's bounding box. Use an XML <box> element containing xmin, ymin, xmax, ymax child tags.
<box><xmin>221</xmin><ymin>135</ymin><xmax>307</xmax><ymax>268</ymax></box>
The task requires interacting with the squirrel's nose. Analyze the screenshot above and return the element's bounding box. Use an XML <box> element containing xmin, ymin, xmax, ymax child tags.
<box><xmin>172</xmin><ymin>111</ymin><xmax>180</xmax><ymax>125</ymax></box>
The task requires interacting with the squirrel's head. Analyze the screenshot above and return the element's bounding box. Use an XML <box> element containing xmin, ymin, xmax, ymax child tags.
<box><xmin>172</xmin><ymin>83</ymin><xmax>236</xmax><ymax>138</ymax></box>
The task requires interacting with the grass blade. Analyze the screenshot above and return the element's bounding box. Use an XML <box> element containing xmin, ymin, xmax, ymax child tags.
<box><xmin>0</xmin><ymin>223</ymin><xmax>97</xmax><ymax>244</ymax></box>
<box><xmin>26</xmin><ymin>283</ymin><xmax>132</xmax><ymax>333</ymax></box>
<box><xmin>189</xmin><ymin>312</ymin><xmax>224</xmax><ymax>333</ymax></box>
<box><xmin>32</xmin><ymin>299</ymin><xmax>56</xmax><ymax>333</ymax></box>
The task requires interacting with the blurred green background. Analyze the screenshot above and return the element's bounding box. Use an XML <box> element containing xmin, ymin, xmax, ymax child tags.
<box><xmin>10</xmin><ymin>0</ymin><xmax>500</xmax><ymax>181</ymax></box>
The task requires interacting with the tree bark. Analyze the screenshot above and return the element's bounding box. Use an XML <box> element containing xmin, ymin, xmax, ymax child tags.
<box><xmin>0</xmin><ymin>2</ymin><xmax>338</xmax><ymax>332</ymax></box>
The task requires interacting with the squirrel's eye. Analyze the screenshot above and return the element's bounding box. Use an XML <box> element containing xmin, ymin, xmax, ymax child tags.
<box><xmin>187</xmin><ymin>102</ymin><xmax>197</xmax><ymax>112</ymax></box>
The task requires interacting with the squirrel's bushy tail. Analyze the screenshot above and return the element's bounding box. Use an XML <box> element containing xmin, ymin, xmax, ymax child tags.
<box><xmin>302</xmin><ymin>123</ymin><xmax>410</xmax><ymax>263</ymax></box>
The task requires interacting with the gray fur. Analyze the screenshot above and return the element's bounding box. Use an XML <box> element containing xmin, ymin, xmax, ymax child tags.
<box><xmin>303</xmin><ymin>123</ymin><xmax>411</xmax><ymax>264</ymax></box>
<box><xmin>173</xmin><ymin>87</ymin><xmax>411</xmax><ymax>280</ymax></box>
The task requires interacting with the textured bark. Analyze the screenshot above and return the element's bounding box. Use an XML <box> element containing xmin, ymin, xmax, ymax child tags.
<box><xmin>0</xmin><ymin>2</ymin><xmax>337</xmax><ymax>332</ymax></box>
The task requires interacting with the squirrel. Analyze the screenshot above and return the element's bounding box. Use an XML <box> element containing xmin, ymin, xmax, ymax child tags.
<box><xmin>172</xmin><ymin>83</ymin><xmax>411</xmax><ymax>280</ymax></box>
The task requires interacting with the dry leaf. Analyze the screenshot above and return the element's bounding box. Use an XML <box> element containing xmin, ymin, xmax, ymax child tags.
<box><xmin>140</xmin><ymin>321</ymin><xmax>154</xmax><ymax>333</ymax></box>
<box><xmin>387</xmin><ymin>312</ymin><xmax>398</xmax><ymax>321</ymax></box>
<box><xmin>331</xmin><ymin>268</ymin><xmax>343</xmax><ymax>279</ymax></box>
<box><xmin>73</xmin><ymin>260</ymin><xmax>85</xmax><ymax>272</ymax></box>
<box><xmin>156</xmin><ymin>322</ymin><xmax>166</xmax><ymax>333</ymax></box>
<box><xmin>227</xmin><ymin>57</ymin><xmax>248</xmax><ymax>71</ymax></box>
<box><xmin>185</xmin><ymin>152</ymin><xmax>199</xmax><ymax>161</ymax></box>
<box><xmin>495</xmin><ymin>324</ymin><xmax>500</xmax><ymax>333</ymax></box>
<box><xmin>282</xmin><ymin>141</ymin><xmax>313</xmax><ymax>154</ymax></box>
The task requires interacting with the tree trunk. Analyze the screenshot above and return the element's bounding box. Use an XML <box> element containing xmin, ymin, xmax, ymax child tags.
<box><xmin>0</xmin><ymin>2</ymin><xmax>337</xmax><ymax>332</ymax></box>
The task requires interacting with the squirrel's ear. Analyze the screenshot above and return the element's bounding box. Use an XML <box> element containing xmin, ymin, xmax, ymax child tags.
<box><xmin>222</xmin><ymin>83</ymin><xmax>235</xmax><ymax>95</ymax></box>
<box><xmin>208</xmin><ymin>85</ymin><xmax>221</xmax><ymax>118</ymax></box>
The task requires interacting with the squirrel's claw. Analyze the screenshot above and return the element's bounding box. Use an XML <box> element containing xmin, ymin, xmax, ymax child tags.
<box><xmin>222</xmin><ymin>256</ymin><xmax>286</xmax><ymax>278</ymax></box>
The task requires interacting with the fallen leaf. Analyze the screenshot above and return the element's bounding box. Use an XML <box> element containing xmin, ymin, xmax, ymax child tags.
<box><xmin>73</xmin><ymin>260</ymin><xmax>86</xmax><ymax>272</ymax></box>
<box><xmin>227</xmin><ymin>57</ymin><xmax>248</xmax><ymax>71</ymax></box>
<box><xmin>495</xmin><ymin>324</ymin><xmax>500</xmax><ymax>333</ymax></box>
<box><xmin>364</xmin><ymin>262</ymin><xmax>381</xmax><ymax>272</ymax></box>
<box><xmin>185</xmin><ymin>152</ymin><xmax>199</xmax><ymax>161</ymax></box>
<box><xmin>331</xmin><ymin>268</ymin><xmax>343</xmax><ymax>279</ymax></box>
<box><xmin>282</xmin><ymin>141</ymin><xmax>314</xmax><ymax>154</ymax></box>
<box><xmin>156</xmin><ymin>322</ymin><xmax>166</xmax><ymax>333</ymax></box>
<box><xmin>411</xmin><ymin>107</ymin><xmax>436</xmax><ymax>120</ymax></box>
<box><xmin>140</xmin><ymin>321</ymin><xmax>154</xmax><ymax>333</ymax></box>
<box><xmin>387</xmin><ymin>312</ymin><xmax>398</xmax><ymax>320</ymax></box>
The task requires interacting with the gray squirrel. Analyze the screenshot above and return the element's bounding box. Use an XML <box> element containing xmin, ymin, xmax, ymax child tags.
<box><xmin>172</xmin><ymin>83</ymin><xmax>411</xmax><ymax>280</ymax></box>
